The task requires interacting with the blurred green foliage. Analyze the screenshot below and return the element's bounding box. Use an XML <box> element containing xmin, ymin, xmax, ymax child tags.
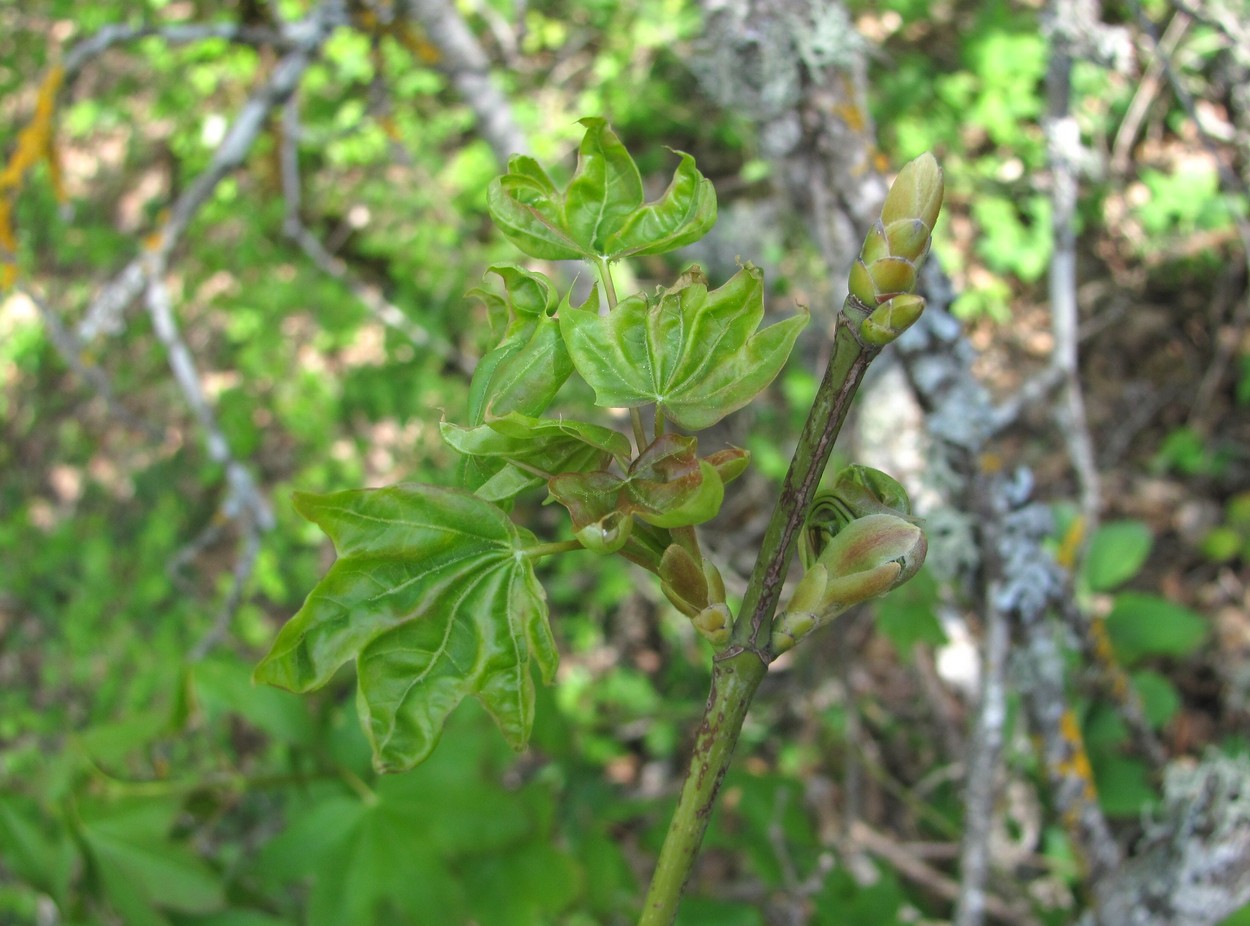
<box><xmin>2</xmin><ymin>0</ymin><xmax>1247</xmax><ymax>923</ymax></box>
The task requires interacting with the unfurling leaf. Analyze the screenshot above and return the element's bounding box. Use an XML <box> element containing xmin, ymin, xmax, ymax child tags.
<box><xmin>255</xmin><ymin>485</ymin><xmax>557</xmax><ymax>772</ymax></box>
<box><xmin>548</xmin><ymin>434</ymin><xmax>730</xmax><ymax>544</ymax></box>
<box><xmin>560</xmin><ymin>264</ymin><xmax>807</xmax><ymax>430</ymax></box>
<box><xmin>442</xmin><ymin>412</ymin><xmax>631</xmax><ymax>502</ymax></box>
<box><xmin>776</xmin><ymin>513</ymin><xmax>927</xmax><ymax>655</ymax></box>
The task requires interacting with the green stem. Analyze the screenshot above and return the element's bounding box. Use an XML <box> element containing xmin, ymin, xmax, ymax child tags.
<box><xmin>593</xmin><ymin>256</ymin><xmax>649</xmax><ymax>453</ymax></box>
<box><xmin>524</xmin><ymin>539</ymin><xmax>585</xmax><ymax>560</ymax></box>
<box><xmin>731</xmin><ymin>301</ymin><xmax>877</xmax><ymax>657</ymax></box>
<box><xmin>639</xmin><ymin>650</ymin><xmax>766</xmax><ymax>925</ymax></box>
<box><xmin>637</xmin><ymin>300</ymin><xmax>879</xmax><ymax>926</ymax></box>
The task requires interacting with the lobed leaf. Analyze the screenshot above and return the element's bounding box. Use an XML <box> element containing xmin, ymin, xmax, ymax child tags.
<box><xmin>565</xmin><ymin>117</ymin><xmax>644</xmax><ymax>253</ymax></box>
<box><xmin>605</xmin><ymin>150</ymin><xmax>717</xmax><ymax>258</ymax></box>
<box><xmin>488</xmin><ymin>119</ymin><xmax>717</xmax><ymax>260</ymax></box>
<box><xmin>441</xmin><ymin>412</ymin><xmax>631</xmax><ymax>502</ymax></box>
<box><xmin>255</xmin><ymin>485</ymin><xmax>558</xmax><ymax>771</ymax></box>
<box><xmin>548</xmin><ymin>433</ymin><xmax>730</xmax><ymax>536</ymax></box>
<box><xmin>487</xmin><ymin>157</ymin><xmax>587</xmax><ymax>260</ymax></box>
<box><xmin>559</xmin><ymin>264</ymin><xmax>808</xmax><ymax>430</ymax></box>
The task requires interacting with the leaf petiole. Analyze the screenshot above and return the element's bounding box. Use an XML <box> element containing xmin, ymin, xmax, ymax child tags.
<box><xmin>523</xmin><ymin>539</ymin><xmax>587</xmax><ymax>560</ymax></box>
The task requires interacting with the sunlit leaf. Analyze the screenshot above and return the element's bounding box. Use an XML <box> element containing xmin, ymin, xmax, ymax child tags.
<box><xmin>605</xmin><ymin>149</ymin><xmax>717</xmax><ymax>258</ymax></box>
<box><xmin>488</xmin><ymin>119</ymin><xmax>717</xmax><ymax>261</ymax></box>
<box><xmin>565</xmin><ymin>116</ymin><xmax>644</xmax><ymax>253</ymax></box>
<box><xmin>442</xmin><ymin>412</ymin><xmax>632</xmax><ymax>502</ymax></box>
<box><xmin>559</xmin><ymin>264</ymin><xmax>807</xmax><ymax>430</ymax></box>
<box><xmin>464</xmin><ymin>265</ymin><xmax>573</xmax><ymax>425</ymax></box>
<box><xmin>487</xmin><ymin>157</ymin><xmax>587</xmax><ymax>260</ymax></box>
<box><xmin>255</xmin><ymin>485</ymin><xmax>558</xmax><ymax>771</ymax></box>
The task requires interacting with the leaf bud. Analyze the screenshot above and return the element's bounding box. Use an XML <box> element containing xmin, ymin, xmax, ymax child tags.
<box><xmin>659</xmin><ymin>544</ymin><xmax>708</xmax><ymax>615</ymax></box>
<box><xmin>575</xmin><ymin>510</ymin><xmax>633</xmax><ymax>555</ymax></box>
<box><xmin>883</xmin><ymin>218</ymin><xmax>932</xmax><ymax>264</ymax></box>
<box><xmin>865</xmin><ymin>257</ymin><xmax>917</xmax><ymax>303</ymax></box>
<box><xmin>881</xmin><ymin>152</ymin><xmax>944</xmax><ymax>232</ymax></box>
<box><xmin>692</xmin><ymin>603</ymin><xmax>732</xmax><ymax>646</ymax></box>
<box><xmin>702</xmin><ymin>557</ymin><xmax>726</xmax><ymax>606</ymax></box>
<box><xmin>861</xmin><ymin>294</ymin><xmax>926</xmax><ymax>346</ymax></box>
<box><xmin>859</xmin><ymin>221</ymin><xmax>891</xmax><ymax>264</ymax></box>
<box><xmin>815</xmin><ymin>513</ymin><xmax>926</xmax><ymax>603</ymax></box>
<box><xmin>848</xmin><ymin>258</ymin><xmax>876</xmax><ymax>306</ymax></box>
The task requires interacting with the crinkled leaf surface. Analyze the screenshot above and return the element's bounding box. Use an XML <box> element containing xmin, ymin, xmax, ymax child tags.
<box><xmin>464</xmin><ymin>265</ymin><xmax>572</xmax><ymax>426</ymax></box>
<box><xmin>560</xmin><ymin>264</ymin><xmax>808</xmax><ymax>430</ymax></box>
<box><xmin>603</xmin><ymin>149</ymin><xmax>716</xmax><ymax>258</ymax></box>
<box><xmin>442</xmin><ymin>412</ymin><xmax>631</xmax><ymax>502</ymax></box>
<box><xmin>488</xmin><ymin>118</ymin><xmax>716</xmax><ymax>261</ymax></box>
<box><xmin>255</xmin><ymin>485</ymin><xmax>557</xmax><ymax>771</ymax></box>
<box><xmin>487</xmin><ymin>156</ymin><xmax>586</xmax><ymax>260</ymax></box>
<box><xmin>462</xmin><ymin>266</ymin><xmax>580</xmax><ymax>495</ymax></box>
<box><xmin>565</xmin><ymin>116</ymin><xmax>644</xmax><ymax>253</ymax></box>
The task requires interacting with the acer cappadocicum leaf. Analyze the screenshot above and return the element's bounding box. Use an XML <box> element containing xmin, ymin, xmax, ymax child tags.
<box><xmin>559</xmin><ymin>263</ymin><xmax>808</xmax><ymax>431</ymax></box>
<box><xmin>441</xmin><ymin>412</ymin><xmax>632</xmax><ymax>503</ymax></box>
<box><xmin>487</xmin><ymin>118</ymin><xmax>716</xmax><ymax>262</ymax></box>
<box><xmin>254</xmin><ymin>485</ymin><xmax>557</xmax><ymax>772</ymax></box>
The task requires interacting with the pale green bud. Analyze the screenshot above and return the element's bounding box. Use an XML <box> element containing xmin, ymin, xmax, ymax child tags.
<box><xmin>660</xmin><ymin>543</ymin><xmax>708</xmax><ymax>616</ymax></box>
<box><xmin>692</xmin><ymin>602</ymin><xmax>732</xmax><ymax>646</ymax></box>
<box><xmin>881</xmin><ymin>152</ymin><xmax>944</xmax><ymax>231</ymax></box>
<box><xmin>772</xmin><ymin>609</ymin><xmax>815</xmax><ymax>655</ymax></box>
<box><xmin>848</xmin><ymin>258</ymin><xmax>876</xmax><ymax>306</ymax></box>
<box><xmin>865</xmin><ymin>257</ymin><xmax>917</xmax><ymax>303</ymax></box>
<box><xmin>703</xmin><ymin>557</ymin><xmax>726</xmax><ymax>606</ymax></box>
<box><xmin>883</xmin><ymin>218</ymin><xmax>932</xmax><ymax>264</ymax></box>
<box><xmin>575</xmin><ymin>510</ymin><xmax>632</xmax><ymax>554</ymax></box>
<box><xmin>860</xmin><ymin>221</ymin><xmax>891</xmax><ymax>264</ymax></box>
<box><xmin>861</xmin><ymin>294</ymin><xmax>926</xmax><ymax>346</ymax></box>
<box><xmin>815</xmin><ymin>513</ymin><xmax>926</xmax><ymax>602</ymax></box>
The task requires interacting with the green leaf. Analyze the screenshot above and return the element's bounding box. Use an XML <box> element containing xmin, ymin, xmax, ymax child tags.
<box><xmin>1104</xmin><ymin>592</ymin><xmax>1208</xmax><ymax>664</ymax></box>
<box><xmin>1130</xmin><ymin>669</ymin><xmax>1181</xmax><ymax>729</ymax></box>
<box><xmin>0</xmin><ymin>795</ymin><xmax>75</xmax><ymax>901</ymax></box>
<box><xmin>488</xmin><ymin>157</ymin><xmax>587</xmax><ymax>260</ymax></box>
<box><xmin>443</xmin><ymin>413</ymin><xmax>631</xmax><ymax>503</ymax></box>
<box><xmin>548</xmin><ymin>434</ymin><xmax>728</xmax><ymax>537</ymax></box>
<box><xmin>77</xmin><ymin>797</ymin><xmax>224</xmax><ymax>921</ymax></box>
<box><xmin>488</xmin><ymin>119</ymin><xmax>717</xmax><ymax>261</ymax></box>
<box><xmin>255</xmin><ymin>485</ymin><xmax>558</xmax><ymax>771</ymax></box>
<box><xmin>1083</xmin><ymin>520</ymin><xmax>1153</xmax><ymax>591</ymax></box>
<box><xmin>1091</xmin><ymin>754</ymin><xmax>1157</xmax><ymax>818</ymax></box>
<box><xmin>464</xmin><ymin>266</ymin><xmax>575</xmax><ymax>425</ymax></box>
<box><xmin>565</xmin><ymin>116</ymin><xmax>644</xmax><ymax>253</ymax></box>
<box><xmin>560</xmin><ymin>264</ymin><xmax>808</xmax><ymax>430</ymax></box>
<box><xmin>605</xmin><ymin>149</ymin><xmax>717</xmax><ymax>258</ymax></box>
<box><xmin>443</xmin><ymin>413</ymin><xmax>630</xmax><ymax>468</ymax></box>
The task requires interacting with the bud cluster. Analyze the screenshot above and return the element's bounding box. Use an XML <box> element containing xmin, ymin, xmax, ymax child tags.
<box><xmin>846</xmin><ymin>153</ymin><xmax>944</xmax><ymax>346</ymax></box>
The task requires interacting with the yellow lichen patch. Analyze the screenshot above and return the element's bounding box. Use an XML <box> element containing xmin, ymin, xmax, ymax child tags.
<box><xmin>834</xmin><ymin>101</ymin><xmax>867</xmax><ymax>133</ymax></box>
<box><xmin>391</xmin><ymin>21</ymin><xmax>441</xmax><ymax>65</ymax></box>
<box><xmin>1055</xmin><ymin>515</ymin><xmax>1086</xmax><ymax>570</ymax></box>
<box><xmin>1056</xmin><ymin>709</ymin><xmax>1099</xmax><ymax>803</ymax></box>
<box><xmin>979</xmin><ymin>450</ymin><xmax>1004</xmax><ymax>474</ymax></box>
<box><xmin>0</xmin><ymin>65</ymin><xmax>66</xmax><ymax>288</ymax></box>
